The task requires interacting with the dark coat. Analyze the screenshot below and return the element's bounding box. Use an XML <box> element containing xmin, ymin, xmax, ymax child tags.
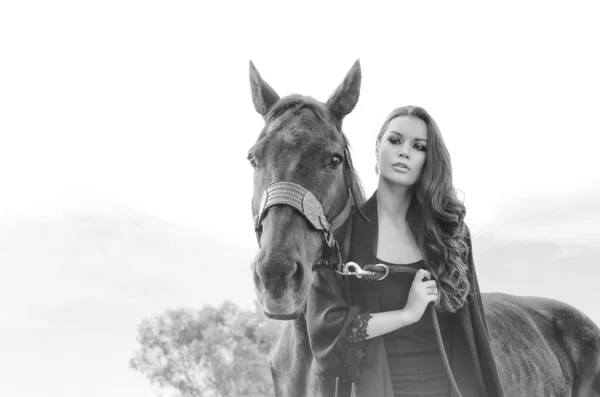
<box><xmin>306</xmin><ymin>192</ymin><xmax>505</xmax><ymax>397</ymax></box>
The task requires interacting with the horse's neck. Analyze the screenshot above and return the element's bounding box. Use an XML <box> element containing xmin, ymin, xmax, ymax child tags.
<box><xmin>291</xmin><ymin>314</ymin><xmax>334</xmax><ymax>397</ymax></box>
<box><xmin>292</xmin><ymin>312</ymin><xmax>310</xmax><ymax>347</ymax></box>
<box><xmin>274</xmin><ymin>210</ymin><xmax>355</xmax><ymax>397</ymax></box>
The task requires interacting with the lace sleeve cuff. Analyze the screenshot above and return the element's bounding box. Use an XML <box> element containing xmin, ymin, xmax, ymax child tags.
<box><xmin>347</xmin><ymin>311</ymin><xmax>372</xmax><ymax>346</ymax></box>
<box><xmin>344</xmin><ymin>311</ymin><xmax>372</xmax><ymax>381</ymax></box>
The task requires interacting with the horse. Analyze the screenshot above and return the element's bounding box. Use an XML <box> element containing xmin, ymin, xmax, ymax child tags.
<box><xmin>247</xmin><ymin>60</ymin><xmax>600</xmax><ymax>397</ymax></box>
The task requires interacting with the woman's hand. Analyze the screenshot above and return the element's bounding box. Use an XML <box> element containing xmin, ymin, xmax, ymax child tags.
<box><xmin>403</xmin><ymin>269</ymin><xmax>439</xmax><ymax>324</ymax></box>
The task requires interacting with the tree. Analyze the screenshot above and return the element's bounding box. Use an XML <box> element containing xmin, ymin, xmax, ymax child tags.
<box><xmin>130</xmin><ymin>300</ymin><xmax>282</xmax><ymax>397</ymax></box>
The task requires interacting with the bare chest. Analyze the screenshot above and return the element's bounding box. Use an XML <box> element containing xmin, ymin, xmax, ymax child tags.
<box><xmin>376</xmin><ymin>221</ymin><xmax>422</xmax><ymax>264</ymax></box>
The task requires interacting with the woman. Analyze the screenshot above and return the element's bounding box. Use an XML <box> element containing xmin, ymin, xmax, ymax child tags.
<box><xmin>306</xmin><ymin>106</ymin><xmax>505</xmax><ymax>397</ymax></box>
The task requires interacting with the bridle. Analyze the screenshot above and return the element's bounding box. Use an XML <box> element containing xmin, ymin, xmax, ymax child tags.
<box><xmin>252</xmin><ymin>147</ymin><xmax>366</xmax><ymax>274</ymax></box>
<box><xmin>253</xmin><ymin>181</ymin><xmax>354</xmax><ymax>271</ymax></box>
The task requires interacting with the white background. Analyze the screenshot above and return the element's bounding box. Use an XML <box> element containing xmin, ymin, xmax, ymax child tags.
<box><xmin>1</xmin><ymin>1</ymin><xmax>599</xmax><ymax>396</ymax></box>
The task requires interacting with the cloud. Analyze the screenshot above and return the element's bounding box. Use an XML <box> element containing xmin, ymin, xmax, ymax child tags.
<box><xmin>0</xmin><ymin>192</ymin><xmax>258</xmax><ymax>397</ymax></box>
<box><xmin>1</xmin><ymin>192</ymin><xmax>257</xmax><ymax>332</ymax></box>
<box><xmin>472</xmin><ymin>234</ymin><xmax>600</xmax><ymax>325</ymax></box>
<box><xmin>475</xmin><ymin>187</ymin><xmax>600</xmax><ymax>245</ymax></box>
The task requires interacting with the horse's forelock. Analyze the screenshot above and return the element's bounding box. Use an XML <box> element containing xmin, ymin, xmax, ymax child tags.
<box><xmin>266</xmin><ymin>96</ymin><xmax>328</xmax><ymax>124</ymax></box>
<box><xmin>259</xmin><ymin>97</ymin><xmax>341</xmax><ymax>152</ymax></box>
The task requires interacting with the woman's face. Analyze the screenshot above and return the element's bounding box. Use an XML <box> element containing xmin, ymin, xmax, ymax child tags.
<box><xmin>377</xmin><ymin>116</ymin><xmax>428</xmax><ymax>187</ymax></box>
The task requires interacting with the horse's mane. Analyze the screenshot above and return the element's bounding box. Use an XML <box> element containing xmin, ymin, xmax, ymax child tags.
<box><xmin>342</xmin><ymin>134</ymin><xmax>366</xmax><ymax>207</ymax></box>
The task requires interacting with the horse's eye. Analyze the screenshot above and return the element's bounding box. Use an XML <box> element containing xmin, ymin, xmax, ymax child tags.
<box><xmin>329</xmin><ymin>155</ymin><xmax>343</xmax><ymax>169</ymax></box>
<box><xmin>248</xmin><ymin>154</ymin><xmax>257</xmax><ymax>168</ymax></box>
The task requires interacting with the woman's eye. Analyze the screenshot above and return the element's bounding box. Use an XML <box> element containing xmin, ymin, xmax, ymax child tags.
<box><xmin>329</xmin><ymin>155</ymin><xmax>343</xmax><ymax>169</ymax></box>
<box><xmin>389</xmin><ymin>137</ymin><xmax>400</xmax><ymax>144</ymax></box>
<box><xmin>247</xmin><ymin>155</ymin><xmax>257</xmax><ymax>168</ymax></box>
<box><xmin>415</xmin><ymin>144</ymin><xmax>427</xmax><ymax>152</ymax></box>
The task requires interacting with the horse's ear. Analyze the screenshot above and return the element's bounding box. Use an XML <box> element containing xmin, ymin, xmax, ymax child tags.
<box><xmin>249</xmin><ymin>60</ymin><xmax>280</xmax><ymax>118</ymax></box>
<box><xmin>326</xmin><ymin>59</ymin><xmax>361</xmax><ymax>119</ymax></box>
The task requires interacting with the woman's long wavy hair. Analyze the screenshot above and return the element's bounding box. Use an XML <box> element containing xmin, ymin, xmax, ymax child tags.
<box><xmin>376</xmin><ymin>106</ymin><xmax>470</xmax><ymax>313</ymax></box>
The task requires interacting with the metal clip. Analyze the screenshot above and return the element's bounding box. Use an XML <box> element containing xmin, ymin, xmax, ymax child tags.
<box><xmin>342</xmin><ymin>262</ymin><xmax>389</xmax><ymax>279</ymax></box>
<box><xmin>343</xmin><ymin>262</ymin><xmax>369</xmax><ymax>277</ymax></box>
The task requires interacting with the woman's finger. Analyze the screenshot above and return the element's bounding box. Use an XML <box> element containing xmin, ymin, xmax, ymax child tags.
<box><xmin>422</xmin><ymin>280</ymin><xmax>438</xmax><ymax>289</ymax></box>
<box><xmin>414</xmin><ymin>269</ymin><xmax>432</xmax><ymax>282</ymax></box>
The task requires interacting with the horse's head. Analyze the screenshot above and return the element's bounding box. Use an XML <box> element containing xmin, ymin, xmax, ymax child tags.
<box><xmin>248</xmin><ymin>61</ymin><xmax>364</xmax><ymax>320</ymax></box>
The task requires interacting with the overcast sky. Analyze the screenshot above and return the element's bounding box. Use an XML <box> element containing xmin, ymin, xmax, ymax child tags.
<box><xmin>1</xmin><ymin>1</ymin><xmax>599</xmax><ymax>397</ymax></box>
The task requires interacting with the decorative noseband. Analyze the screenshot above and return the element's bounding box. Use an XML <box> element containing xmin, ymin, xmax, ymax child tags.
<box><xmin>254</xmin><ymin>181</ymin><xmax>353</xmax><ymax>248</ymax></box>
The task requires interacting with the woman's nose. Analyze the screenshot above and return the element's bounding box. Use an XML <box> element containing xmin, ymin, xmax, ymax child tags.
<box><xmin>398</xmin><ymin>148</ymin><xmax>410</xmax><ymax>159</ymax></box>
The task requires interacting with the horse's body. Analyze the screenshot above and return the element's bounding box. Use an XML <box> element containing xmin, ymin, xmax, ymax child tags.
<box><xmin>487</xmin><ymin>293</ymin><xmax>600</xmax><ymax>396</ymax></box>
<box><xmin>269</xmin><ymin>293</ymin><xmax>600</xmax><ymax>397</ymax></box>
<box><xmin>247</xmin><ymin>61</ymin><xmax>600</xmax><ymax>396</ymax></box>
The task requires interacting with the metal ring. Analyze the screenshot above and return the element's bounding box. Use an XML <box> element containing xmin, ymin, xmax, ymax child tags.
<box><xmin>374</xmin><ymin>263</ymin><xmax>389</xmax><ymax>280</ymax></box>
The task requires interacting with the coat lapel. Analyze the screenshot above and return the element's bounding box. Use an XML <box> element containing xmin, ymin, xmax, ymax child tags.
<box><xmin>349</xmin><ymin>191</ymin><xmax>378</xmax><ymax>265</ymax></box>
<box><xmin>348</xmin><ymin>192</ymin><xmax>379</xmax><ymax>311</ymax></box>
<box><xmin>348</xmin><ymin>192</ymin><xmax>395</xmax><ymax>397</ymax></box>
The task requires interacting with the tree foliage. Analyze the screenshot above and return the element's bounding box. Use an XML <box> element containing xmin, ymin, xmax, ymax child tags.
<box><xmin>130</xmin><ymin>300</ymin><xmax>282</xmax><ymax>397</ymax></box>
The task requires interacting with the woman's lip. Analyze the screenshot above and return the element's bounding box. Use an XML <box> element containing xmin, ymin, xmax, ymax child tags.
<box><xmin>392</xmin><ymin>164</ymin><xmax>410</xmax><ymax>172</ymax></box>
<box><xmin>392</xmin><ymin>163</ymin><xmax>410</xmax><ymax>170</ymax></box>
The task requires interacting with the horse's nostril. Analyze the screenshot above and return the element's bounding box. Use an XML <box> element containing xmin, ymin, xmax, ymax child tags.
<box><xmin>292</xmin><ymin>262</ymin><xmax>303</xmax><ymax>284</ymax></box>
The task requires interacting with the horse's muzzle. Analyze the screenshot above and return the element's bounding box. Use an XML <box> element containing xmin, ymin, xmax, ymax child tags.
<box><xmin>253</xmin><ymin>255</ymin><xmax>310</xmax><ymax>316</ymax></box>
